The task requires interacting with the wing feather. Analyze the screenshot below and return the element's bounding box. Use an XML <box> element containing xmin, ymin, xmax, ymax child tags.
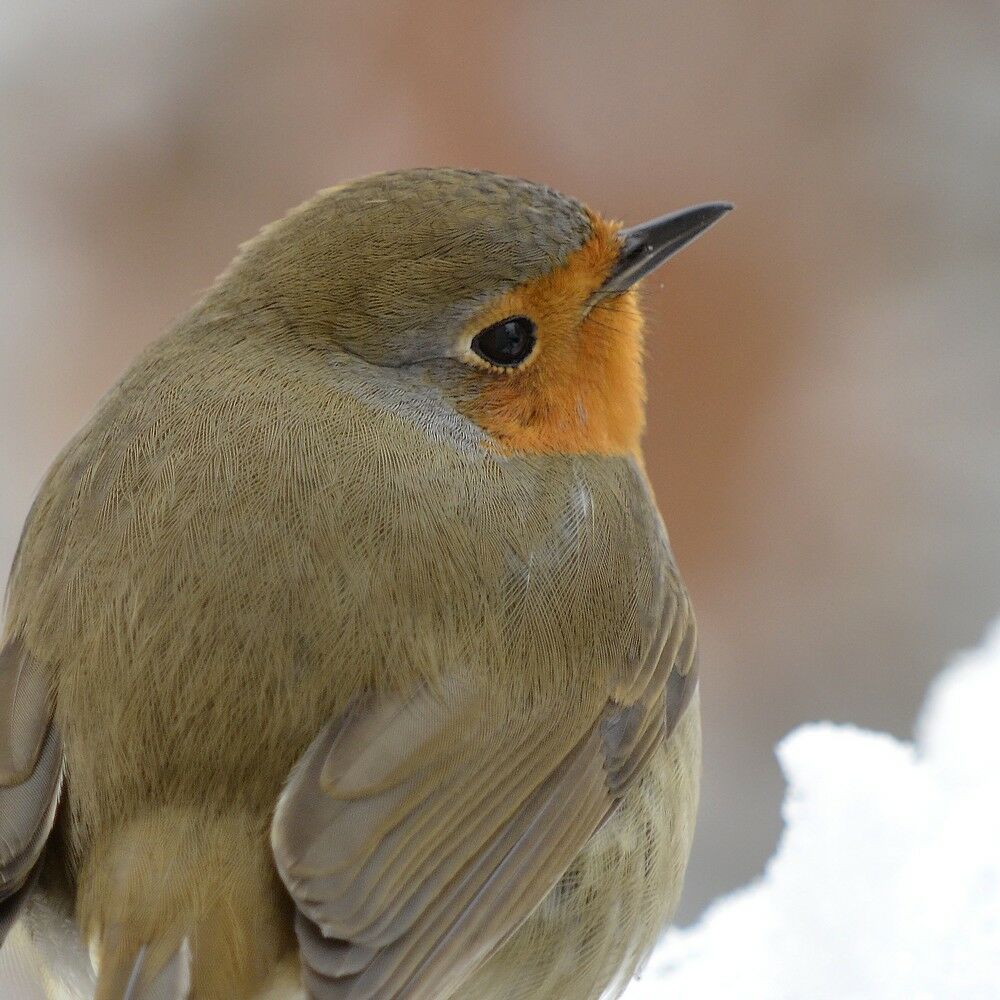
<box><xmin>0</xmin><ymin>638</ymin><xmax>63</xmax><ymax>947</ymax></box>
<box><xmin>272</xmin><ymin>590</ymin><xmax>697</xmax><ymax>999</ymax></box>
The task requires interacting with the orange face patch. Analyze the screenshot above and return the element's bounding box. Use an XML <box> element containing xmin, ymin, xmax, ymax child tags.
<box><xmin>461</xmin><ymin>213</ymin><xmax>646</xmax><ymax>457</ymax></box>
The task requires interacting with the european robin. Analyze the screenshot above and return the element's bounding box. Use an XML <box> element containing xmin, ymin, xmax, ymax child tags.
<box><xmin>0</xmin><ymin>169</ymin><xmax>730</xmax><ymax>999</ymax></box>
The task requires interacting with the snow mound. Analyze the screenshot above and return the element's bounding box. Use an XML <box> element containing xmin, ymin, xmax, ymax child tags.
<box><xmin>625</xmin><ymin>619</ymin><xmax>1000</xmax><ymax>999</ymax></box>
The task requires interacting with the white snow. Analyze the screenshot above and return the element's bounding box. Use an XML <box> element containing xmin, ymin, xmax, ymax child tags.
<box><xmin>625</xmin><ymin>618</ymin><xmax>1000</xmax><ymax>1000</ymax></box>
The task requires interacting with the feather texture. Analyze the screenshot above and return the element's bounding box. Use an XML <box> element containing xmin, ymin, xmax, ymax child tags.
<box><xmin>1</xmin><ymin>169</ymin><xmax>705</xmax><ymax>999</ymax></box>
<box><xmin>273</xmin><ymin>592</ymin><xmax>696</xmax><ymax>999</ymax></box>
<box><xmin>0</xmin><ymin>638</ymin><xmax>63</xmax><ymax>947</ymax></box>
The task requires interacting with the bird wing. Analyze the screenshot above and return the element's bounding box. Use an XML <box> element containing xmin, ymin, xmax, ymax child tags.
<box><xmin>271</xmin><ymin>590</ymin><xmax>697</xmax><ymax>1000</ymax></box>
<box><xmin>0</xmin><ymin>637</ymin><xmax>63</xmax><ymax>945</ymax></box>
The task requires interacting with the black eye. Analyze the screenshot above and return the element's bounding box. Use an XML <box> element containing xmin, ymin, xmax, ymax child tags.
<box><xmin>470</xmin><ymin>316</ymin><xmax>537</xmax><ymax>368</ymax></box>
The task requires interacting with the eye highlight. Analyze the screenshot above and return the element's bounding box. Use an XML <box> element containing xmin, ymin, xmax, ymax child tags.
<box><xmin>470</xmin><ymin>316</ymin><xmax>537</xmax><ymax>369</ymax></box>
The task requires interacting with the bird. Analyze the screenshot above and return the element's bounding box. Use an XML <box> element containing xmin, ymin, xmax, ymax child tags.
<box><xmin>0</xmin><ymin>168</ymin><xmax>730</xmax><ymax>1000</ymax></box>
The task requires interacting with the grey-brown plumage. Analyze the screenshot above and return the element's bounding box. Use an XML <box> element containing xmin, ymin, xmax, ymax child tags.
<box><xmin>0</xmin><ymin>169</ymin><xmax>727</xmax><ymax>999</ymax></box>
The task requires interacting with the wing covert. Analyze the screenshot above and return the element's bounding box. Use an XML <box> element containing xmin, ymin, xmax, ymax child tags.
<box><xmin>272</xmin><ymin>590</ymin><xmax>697</xmax><ymax>999</ymax></box>
<box><xmin>0</xmin><ymin>637</ymin><xmax>63</xmax><ymax>946</ymax></box>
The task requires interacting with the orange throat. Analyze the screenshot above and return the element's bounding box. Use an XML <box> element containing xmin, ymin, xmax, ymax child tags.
<box><xmin>463</xmin><ymin>214</ymin><xmax>647</xmax><ymax>458</ymax></box>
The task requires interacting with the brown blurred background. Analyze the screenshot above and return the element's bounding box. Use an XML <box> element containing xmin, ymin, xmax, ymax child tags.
<box><xmin>2</xmin><ymin>1</ymin><xmax>999</xmax><ymax>927</ymax></box>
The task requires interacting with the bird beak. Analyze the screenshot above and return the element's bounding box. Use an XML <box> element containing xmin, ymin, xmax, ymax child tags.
<box><xmin>599</xmin><ymin>202</ymin><xmax>733</xmax><ymax>296</ymax></box>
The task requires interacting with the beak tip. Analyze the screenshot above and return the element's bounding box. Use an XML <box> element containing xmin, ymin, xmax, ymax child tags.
<box><xmin>695</xmin><ymin>201</ymin><xmax>735</xmax><ymax>221</ymax></box>
<box><xmin>601</xmin><ymin>200</ymin><xmax>734</xmax><ymax>294</ymax></box>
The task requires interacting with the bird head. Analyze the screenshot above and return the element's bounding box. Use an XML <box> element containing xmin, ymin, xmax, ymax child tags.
<box><xmin>227</xmin><ymin>168</ymin><xmax>730</xmax><ymax>458</ymax></box>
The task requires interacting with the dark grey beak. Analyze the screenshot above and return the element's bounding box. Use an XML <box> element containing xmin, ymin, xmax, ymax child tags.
<box><xmin>600</xmin><ymin>202</ymin><xmax>733</xmax><ymax>296</ymax></box>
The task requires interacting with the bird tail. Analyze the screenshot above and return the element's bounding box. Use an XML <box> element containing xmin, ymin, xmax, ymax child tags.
<box><xmin>80</xmin><ymin>806</ymin><xmax>292</xmax><ymax>999</ymax></box>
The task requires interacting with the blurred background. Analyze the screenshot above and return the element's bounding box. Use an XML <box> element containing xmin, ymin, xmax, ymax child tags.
<box><xmin>2</xmin><ymin>0</ymin><xmax>998</xmax><ymax>946</ymax></box>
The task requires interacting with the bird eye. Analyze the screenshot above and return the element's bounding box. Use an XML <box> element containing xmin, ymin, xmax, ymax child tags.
<box><xmin>470</xmin><ymin>316</ymin><xmax>537</xmax><ymax>368</ymax></box>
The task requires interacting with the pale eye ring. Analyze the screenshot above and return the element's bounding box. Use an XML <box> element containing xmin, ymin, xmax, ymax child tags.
<box><xmin>470</xmin><ymin>316</ymin><xmax>536</xmax><ymax>368</ymax></box>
